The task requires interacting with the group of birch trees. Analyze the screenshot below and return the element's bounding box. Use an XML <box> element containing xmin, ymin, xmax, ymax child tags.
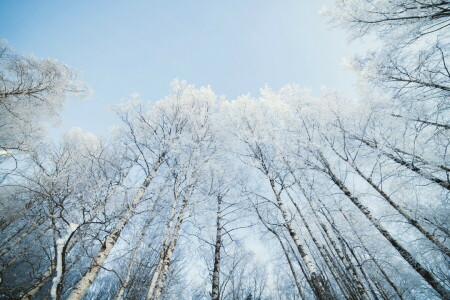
<box><xmin>1</xmin><ymin>0</ymin><xmax>449</xmax><ymax>299</ymax></box>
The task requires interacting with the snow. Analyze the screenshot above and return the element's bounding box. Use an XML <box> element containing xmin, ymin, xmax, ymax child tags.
<box><xmin>50</xmin><ymin>223</ymin><xmax>78</xmax><ymax>300</ymax></box>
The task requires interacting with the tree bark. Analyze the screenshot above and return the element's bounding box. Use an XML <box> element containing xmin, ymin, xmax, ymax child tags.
<box><xmin>146</xmin><ymin>189</ymin><xmax>179</xmax><ymax>300</ymax></box>
<box><xmin>261</xmin><ymin>169</ymin><xmax>331</xmax><ymax>300</ymax></box>
<box><xmin>114</xmin><ymin>219</ymin><xmax>152</xmax><ymax>300</ymax></box>
<box><xmin>211</xmin><ymin>195</ymin><xmax>222</xmax><ymax>300</ymax></box>
<box><xmin>355</xmin><ymin>137</ymin><xmax>450</xmax><ymax>190</ymax></box>
<box><xmin>66</xmin><ymin>153</ymin><xmax>165</xmax><ymax>300</ymax></box>
<box><xmin>151</xmin><ymin>194</ymin><xmax>190</xmax><ymax>300</ymax></box>
<box><xmin>318</xmin><ymin>152</ymin><xmax>450</xmax><ymax>299</ymax></box>
<box><xmin>344</xmin><ymin>155</ymin><xmax>450</xmax><ymax>257</ymax></box>
<box><xmin>254</xmin><ymin>204</ymin><xmax>306</xmax><ymax>300</ymax></box>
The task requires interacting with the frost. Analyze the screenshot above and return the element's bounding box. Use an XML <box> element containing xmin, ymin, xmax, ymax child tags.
<box><xmin>50</xmin><ymin>224</ymin><xmax>78</xmax><ymax>300</ymax></box>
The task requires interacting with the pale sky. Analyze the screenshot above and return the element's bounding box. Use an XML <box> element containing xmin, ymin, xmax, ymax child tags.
<box><xmin>0</xmin><ymin>0</ymin><xmax>369</xmax><ymax>137</ymax></box>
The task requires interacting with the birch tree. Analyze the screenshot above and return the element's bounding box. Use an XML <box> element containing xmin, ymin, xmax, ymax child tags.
<box><xmin>0</xmin><ymin>40</ymin><xmax>87</xmax><ymax>167</ymax></box>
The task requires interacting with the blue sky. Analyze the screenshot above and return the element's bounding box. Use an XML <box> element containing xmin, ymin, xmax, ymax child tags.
<box><xmin>1</xmin><ymin>0</ymin><xmax>368</xmax><ymax>137</ymax></box>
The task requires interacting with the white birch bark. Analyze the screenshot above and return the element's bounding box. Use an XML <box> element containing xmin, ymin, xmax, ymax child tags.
<box><xmin>350</xmin><ymin>158</ymin><xmax>450</xmax><ymax>257</ymax></box>
<box><xmin>253</xmin><ymin>147</ymin><xmax>331</xmax><ymax>300</ymax></box>
<box><xmin>150</xmin><ymin>194</ymin><xmax>190</xmax><ymax>300</ymax></box>
<box><xmin>146</xmin><ymin>191</ymin><xmax>179</xmax><ymax>300</ymax></box>
<box><xmin>267</xmin><ymin>176</ymin><xmax>330</xmax><ymax>299</ymax></box>
<box><xmin>66</xmin><ymin>154</ymin><xmax>165</xmax><ymax>300</ymax></box>
<box><xmin>0</xmin><ymin>217</ymin><xmax>46</xmax><ymax>257</ymax></box>
<box><xmin>254</xmin><ymin>207</ymin><xmax>305</xmax><ymax>300</ymax></box>
<box><xmin>51</xmin><ymin>223</ymin><xmax>79</xmax><ymax>300</ymax></box>
<box><xmin>20</xmin><ymin>162</ymin><xmax>137</xmax><ymax>300</ymax></box>
<box><xmin>211</xmin><ymin>195</ymin><xmax>222</xmax><ymax>300</ymax></box>
<box><xmin>318</xmin><ymin>152</ymin><xmax>450</xmax><ymax>299</ymax></box>
<box><xmin>114</xmin><ymin>219</ymin><xmax>152</xmax><ymax>300</ymax></box>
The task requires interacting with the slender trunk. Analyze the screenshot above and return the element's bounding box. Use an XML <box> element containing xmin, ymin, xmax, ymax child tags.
<box><xmin>385</xmin><ymin>145</ymin><xmax>450</xmax><ymax>173</ymax></box>
<box><xmin>285</xmin><ymin>234</ymin><xmax>315</xmax><ymax>293</ymax></box>
<box><xmin>254</xmin><ymin>206</ymin><xmax>305</xmax><ymax>300</ymax></box>
<box><xmin>114</xmin><ymin>219</ymin><xmax>152</xmax><ymax>300</ymax></box>
<box><xmin>0</xmin><ymin>217</ymin><xmax>46</xmax><ymax>257</ymax></box>
<box><xmin>347</xmin><ymin>157</ymin><xmax>450</xmax><ymax>257</ymax></box>
<box><xmin>318</xmin><ymin>152</ymin><xmax>450</xmax><ymax>299</ymax></box>
<box><xmin>285</xmin><ymin>186</ymin><xmax>370</xmax><ymax>300</ymax></box>
<box><xmin>312</xmin><ymin>193</ymin><xmax>404</xmax><ymax>300</ymax></box>
<box><xmin>390</xmin><ymin>113</ymin><xmax>450</xmax><ymax>130</ymax></box>
<box><xmin>146</xmin><ymin>191</ymin><xmax>179</xmax><ymax>299</ymax></box>
<box><xmin>373</xmin><ymin>280</ymin><xmax>390</xmax><ymax>300</ymax></box>
<box><xmin>280</xmin><ymin>240</ymin><xmax>305</xmax><ymax>300</ymax></box>
<box><xmin>1</xmin><ymin>221</ymin><xmax>30</xmax><ymax>248</ymax></box>
<box><xmin>356</xmin><ymin>136</ymin><xmax>450</xmax><ymax>190</ymax></box>
<box><xmin>211</xmin><ymin>196</ymin><xmax>222</xmax><ymax>300</ymax></box>
<box><xmin>322</xmin><ymin>247</ymin><xmax>355</xmax><ymax>299</ymax></box>
<box><xmin>20</xmin><ymin>263</ymin><xmax>55</xmax><ymax>300</ymax></box>
<box><xmin>312</xmin><ymin>199</ymin><xmax>378</xmax><ymax>300</ymax></box>
<box><xmin>20</xmin><ymin>161</ymin><xmax>138</xmax><ymax>300</ymax></box>
<box><xmin>333</xmin><ymin>207</ymin><xmax>404</xmax><ymax>300</ymax></box>
<box><xmin>283</xmin><ymin>163</ymin><xmax>369</xmax><ymax>300</ymax></box>
<box><xmin>284</xmin><ymin>189</ymin><xmax>351</xmax><ymax>298</ymax></box>
<box><xmin>320</xmin><ymin>223</ymin><xmax>370</xmax><ymax>300</ymax></box>
<box><xmin>52</xmin><ymin>224</ymin><xmax>79</xmax><ymax>300</ymax></box>
<box><xmin>66</xmin><ymin>154</ymin><xmax>165</xmax><ymax>300</ymax></box>
<box><xmin>255</xmin><ymin>147</ymin><xmax>331</xmax><ymax>298</ymax></box>
<box><xmin>264</xmin><ymin>175</ymin><xmax>331</xmax><ymax>300</ymax></box>
<box><xmin>3</xmin><ymin>225</ymin><xmax>51</xmax><ymax>271</ymax></box>
<box><xmin>151</xmin><ymin>194</ymin><xmax>190</xmax><ymax>300</ymax></box>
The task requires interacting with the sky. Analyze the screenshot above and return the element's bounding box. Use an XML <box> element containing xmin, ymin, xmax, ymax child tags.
<box><xmin>0</xmin><ymin>0</ymin><xmax>369</xmax><ymax>137</ymax></box>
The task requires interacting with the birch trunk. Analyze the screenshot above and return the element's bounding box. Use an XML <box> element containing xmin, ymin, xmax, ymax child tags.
<box><xmin>0</xmin><ymin>217</ymin><xmax>46</xmax><ymax>257</ymax></box>
<box><xmin>146</xmin><ymin>191</ymin><xmax>179</xmax><ymax>300</ymax></box>
<box><xmin>318</xmin><ymin>152</ymin><xmax>450</xmax><ymax>299</ymax></box>
<box><xmin>52</xmin><ymin>224</ymin><xmax>79</xmax><ymax>300</ymax></box>
<box><xmin>66</xmin><ymin>153</ymin><xmax>165</xmax><ymax>300</ymax></box>
<box><xmin>150</xmin><ymin>194</ymin><xmax>190</xmax><ymax>300</ymax></box>
<box><xmin>280</xmin><ymin>239</ymin><xmax>305</xmax><ymax>300</ymax></box>
<box><xmin>20</xmin><ymin>263</ymin><xmax>55</xmax><ymax>300</ymax></box>
<box><xmin>264</xmin><ymin>174</ymin><xmax>331</xmax><ymax>300</ymax></box>
<box><xmin>254</xmin><ymin>201</ymin><xmax>306</xmax><ymax>299</ymax></box>
<box><xmin>320</xmin><ymin>224</ymin><xmax>366</xmax><ymax>300</ymax></box>
<box><xmin>211</xmin><ymin>196</ymin><xmax>222</xmax><ymax>300</ymax></box>
<box><xmin>288</xmin><ymin>196</ymin><xmax>355</xmax><ymax>298</ymax></box>
<box><xmin>20</xmin><ymin>161</ymin><xmax>138</xmax><ymax>300</ymax></box>
<box><xmin>347</xmin><ymin>157</ymin><xmax>450</xmax><ymax>257</ymax></box>
<box><xmin>253</xmin><ymin>146</ymin><xmax>330</xmax><ymax>298</ymax></box>
<box><xmin>342</xmin><ymin>214</ymin><xmax>405</xmax><ymax>300</ymax></box>
<box><xmin>2</xmin><ymin>225</ymin><xmax>51</xmax><ymax>272</ymax></box>
<box><xmin>285</xmin><ymin>185</ymin><xmax>370</xmax><ymax>300</ymax></box>
<box><xmin>114</xmin><ymin>219</ymin><xmax>153</xmax><ymax>300</ymax></box>
<box><xmin>301</xmin><ymin>181</ymin><xmax>402</xmax><ymax>300</ymax></box>
<box><xmin>356</xmin><ymin>137</ymin><xmax>450</xmax><ymax>190</ymax></box>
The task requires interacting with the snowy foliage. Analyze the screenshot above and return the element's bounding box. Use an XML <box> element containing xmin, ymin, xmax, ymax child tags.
<box><xmin>1</xmin><ymin>2</ymin><xmax>449</xmax><ymax>299</ymax></box>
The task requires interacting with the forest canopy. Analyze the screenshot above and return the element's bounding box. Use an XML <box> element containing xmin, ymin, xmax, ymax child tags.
<box><xmin>0</xmin><ymin>1</ymin><xmax>449</xmax><ymax>300</ymax></box>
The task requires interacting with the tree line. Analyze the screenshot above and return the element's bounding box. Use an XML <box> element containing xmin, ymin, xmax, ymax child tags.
<box><xmin>0</xmin><ymin>1</ymin><xmax>449</xmax><ymax>299</ymax></box>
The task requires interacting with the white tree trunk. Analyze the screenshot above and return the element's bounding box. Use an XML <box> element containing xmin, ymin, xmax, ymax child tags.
<box><xmin>0</xmin><ymin>217</ymin><xmax>46</xmax><ymax>257</ymax></box>
<box><xmin>146</xmin><ymin>192</ymin><xmax>179</xmax><ymax>300</ymax></box>
<box><xmin>114</xmin><ymin>220</ymin><xmax>152</xmax><ymax>300</ymax></box>
<box><xmin>318</xmin><ymin>152</ymin><xmax>450</xmax><ymax>299</ymax></box>
<box><xmin>66</xmin><ymin>154</ymin><xmax>165</xmax><ymax>300</ymax></box>
<box><xmin>51</xmin><ymin>223</ymin><xmax>79</xmax><ymax>300</ymax></box>
<box><xmin>150</xmin><ymin>194</ymin><xmax>190</xmax><ymax>300</ymax></box>
<box><xmin>211</xmin><ymin>196</ymin><xmax>222</xmax><ymax>300</ymax></box>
